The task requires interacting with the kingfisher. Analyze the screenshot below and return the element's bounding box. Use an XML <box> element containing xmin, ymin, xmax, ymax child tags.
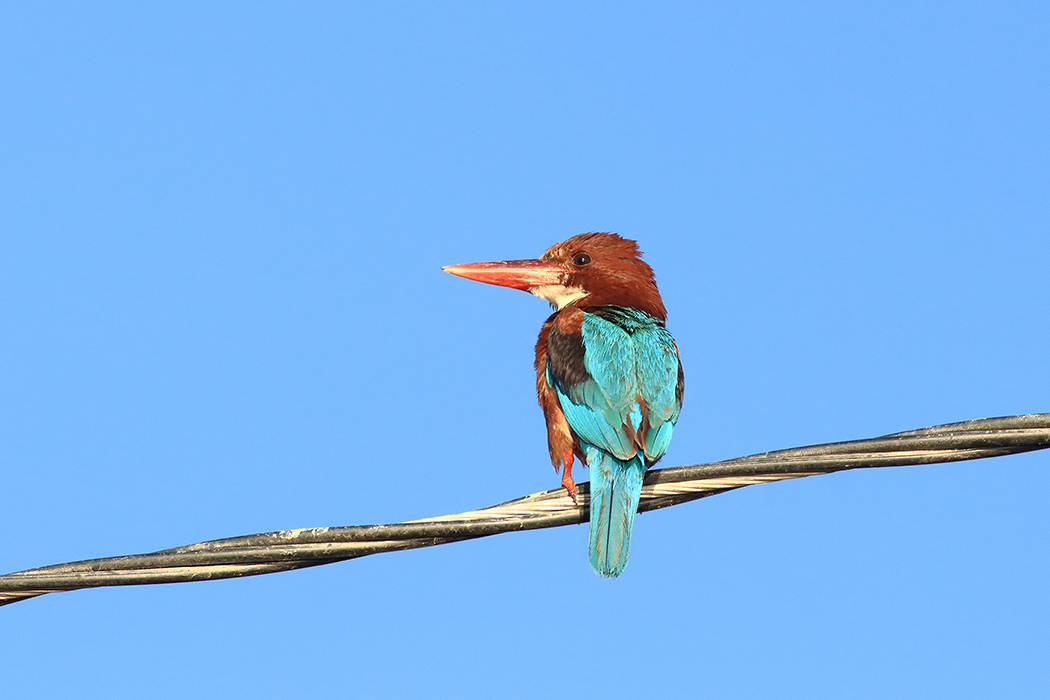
<box><xmin>443</xmin><ymin>232</ymin><xmax>684</xmax><ymax>577</ymax></box>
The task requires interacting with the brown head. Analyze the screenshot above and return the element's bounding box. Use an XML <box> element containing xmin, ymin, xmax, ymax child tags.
<box><xmin>442</xmin><ymin>232</ymin><xmax>666</xmax><ymax>320</ymax></box>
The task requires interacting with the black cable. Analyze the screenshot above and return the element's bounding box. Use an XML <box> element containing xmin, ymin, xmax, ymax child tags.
<box><xmin>1</xmin><ymin>413</ymin><xmax>1047</xmax><ymax>607</ymax></box>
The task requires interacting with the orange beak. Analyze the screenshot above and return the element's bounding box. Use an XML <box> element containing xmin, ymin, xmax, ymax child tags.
<box><xmin>442</xmin><ymin>259</ymin><xmax>569</xmax><ymax>291</ymax></box>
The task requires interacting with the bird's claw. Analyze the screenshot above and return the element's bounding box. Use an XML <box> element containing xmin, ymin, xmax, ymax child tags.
<box><xmin>560</xmin><ymin>449</ymin><xmax>579</xmax><ymax>504</ymax></box>
<box><xmin>562</xmin><ymin>473</ymin><xmax>579</xmax><ymax>505</ymax></box>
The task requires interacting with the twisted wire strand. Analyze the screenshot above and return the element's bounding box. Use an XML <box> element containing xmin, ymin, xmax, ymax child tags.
<box><xmin>2</xmin><ymin>413</ymin><xmax>1047</xmax><ymax>607</ymax></box>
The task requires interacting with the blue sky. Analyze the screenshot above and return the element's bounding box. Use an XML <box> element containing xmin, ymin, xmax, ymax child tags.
<box><xmin>2</xmin><ymin>3</ymin><xmax>1048</xmax><ymax>697</ymax></box>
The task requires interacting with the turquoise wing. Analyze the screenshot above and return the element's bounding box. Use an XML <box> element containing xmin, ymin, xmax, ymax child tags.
<box><xmin>547</xmin><ymin>307</ymin><xmax>682</xmax><ymax>464</ymax></box>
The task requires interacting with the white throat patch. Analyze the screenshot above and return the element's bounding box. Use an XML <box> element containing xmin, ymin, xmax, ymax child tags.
<box><xmin>530</xmin><ymin>285</ymin><xmax>590</xmax><ymax>310</ymax></box>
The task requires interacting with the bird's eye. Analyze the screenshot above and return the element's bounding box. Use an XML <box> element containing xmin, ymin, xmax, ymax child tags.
<box><xmin>573</xmin><ymin>252</ymin><xmax>592</xmax><ymax>266</ymax></box>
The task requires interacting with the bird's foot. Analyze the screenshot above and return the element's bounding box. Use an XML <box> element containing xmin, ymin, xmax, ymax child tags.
<box><xmin>562</xmin><ymin>472</ymin><xmax>578</xmax><ymax>504</ymax></box>
<box><xmin>561</xmin><ymin>450</ymin><xmax>579</xmax><ymax>504</ymax></box>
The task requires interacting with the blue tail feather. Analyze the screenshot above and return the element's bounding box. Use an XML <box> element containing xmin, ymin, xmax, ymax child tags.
<box><xmin>587</xmin><ymin>445</ymin><xmax>646</xmax><ymax>578</ymax></box>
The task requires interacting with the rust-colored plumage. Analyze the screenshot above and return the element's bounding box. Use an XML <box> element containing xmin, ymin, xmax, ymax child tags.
<box><xmin>539</xmin><ymin>232</ymin><xmax>666</xmax><ymax>321</ymax></box>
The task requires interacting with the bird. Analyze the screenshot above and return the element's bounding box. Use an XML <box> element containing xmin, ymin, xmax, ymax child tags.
<box><xmin>443</xmin><ymin>232</ymin><xmax>684</xmax><ymax>577</ymax></box>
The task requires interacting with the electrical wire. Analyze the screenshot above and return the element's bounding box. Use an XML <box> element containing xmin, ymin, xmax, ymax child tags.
<box><xmin>1</xmin><ymin>413</ymin><xmax>1047</xmax><ymax>607</ymax></box>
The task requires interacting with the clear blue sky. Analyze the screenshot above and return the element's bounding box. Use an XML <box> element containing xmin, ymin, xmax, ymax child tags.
<box><xmin>2</xmin><ymin>3</ymin><xmax>1048</xmax><ymax>697</ymax></box>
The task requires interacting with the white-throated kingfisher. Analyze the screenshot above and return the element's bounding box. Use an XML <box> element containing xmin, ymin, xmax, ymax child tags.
<box><xmin>443</xmin><ymin>232</ymin><xmax>683</xmax><ymax>577</ymax></box>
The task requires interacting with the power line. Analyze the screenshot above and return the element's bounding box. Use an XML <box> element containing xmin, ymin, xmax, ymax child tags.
<box><xmin>2</xmin><ymin>413</ymin><xmax>1047</xmax><ymax>607</ymax></box>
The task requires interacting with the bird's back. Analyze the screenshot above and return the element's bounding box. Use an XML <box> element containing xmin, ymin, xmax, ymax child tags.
<box><xmin>546</xmin><ymin>305</ymin><xmax>684</xmax><ymax>576</ymax></box>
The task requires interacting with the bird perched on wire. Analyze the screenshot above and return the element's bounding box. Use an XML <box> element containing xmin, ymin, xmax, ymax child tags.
<box><xmin>444</xmin><ymin>232</ymin><xmax>683</xmax><ymax>577</ymax></box>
